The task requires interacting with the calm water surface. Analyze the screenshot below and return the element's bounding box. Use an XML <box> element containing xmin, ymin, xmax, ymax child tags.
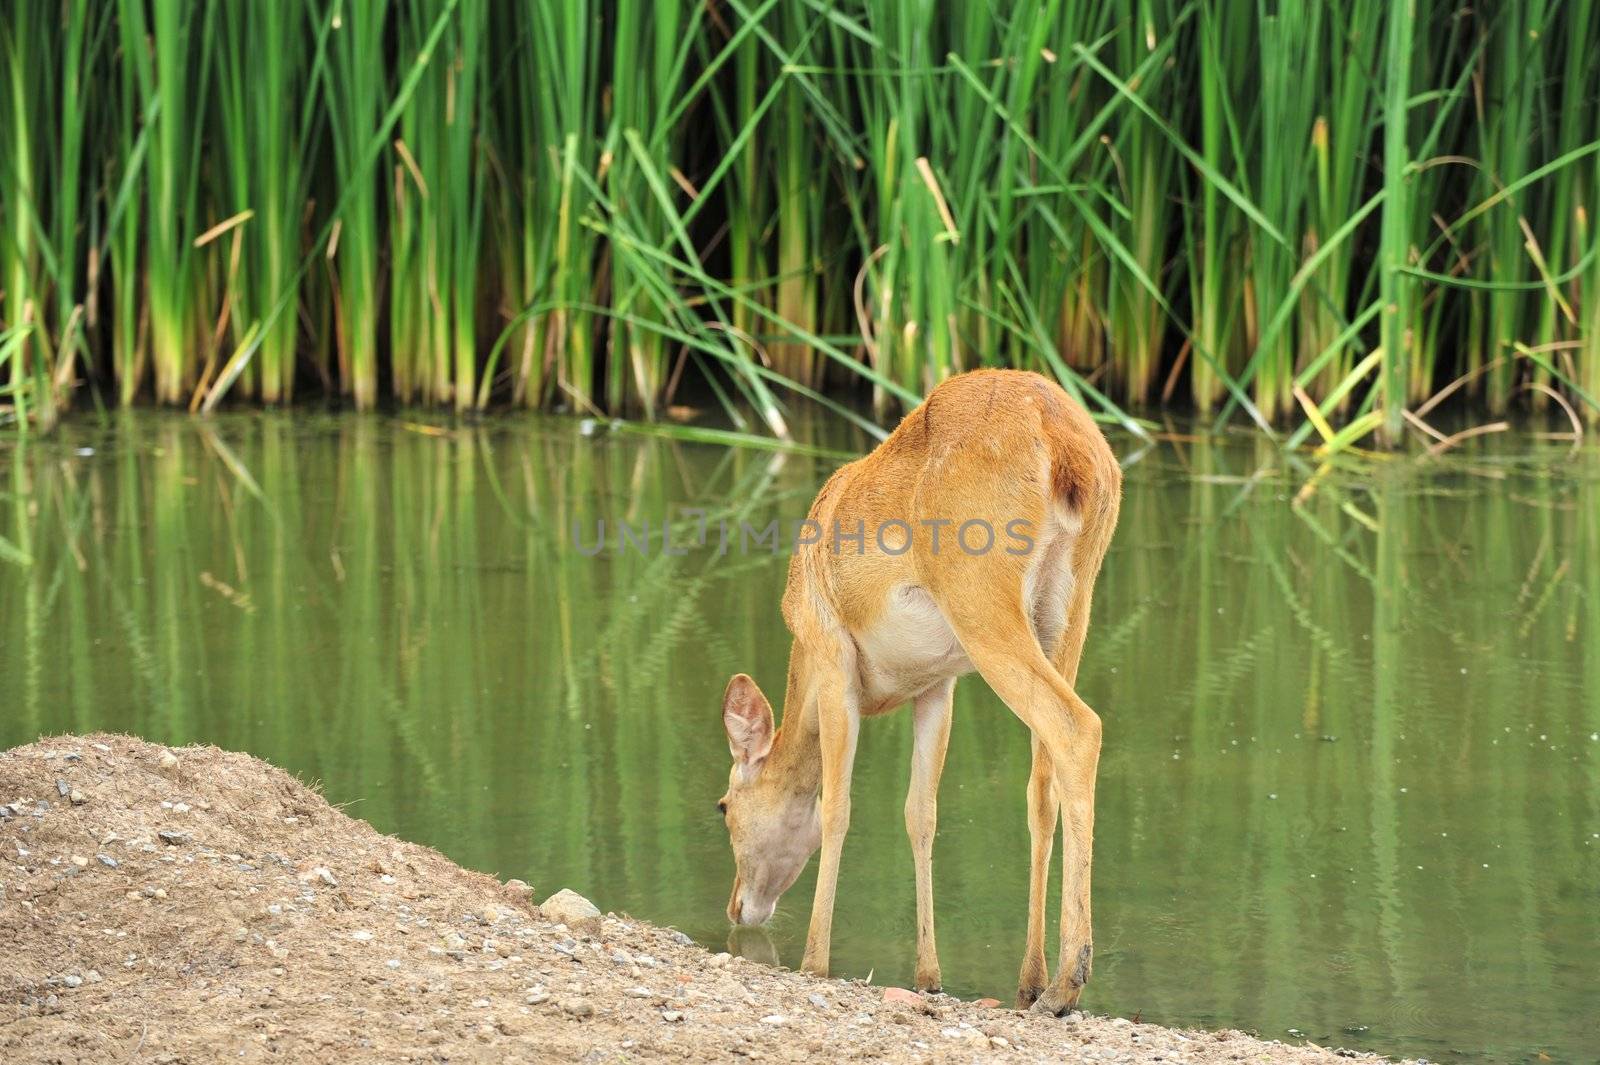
<box><xmin>2</xmin><ymin>413</ymin><xmax>1597</xmax><ymax>1062</ymax></box>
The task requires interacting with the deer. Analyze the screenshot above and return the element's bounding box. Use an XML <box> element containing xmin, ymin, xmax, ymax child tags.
<box><xmin>714</xmin><ymin>367</ymin><xmax>1121</xmax><ymax>1015</ymax></box>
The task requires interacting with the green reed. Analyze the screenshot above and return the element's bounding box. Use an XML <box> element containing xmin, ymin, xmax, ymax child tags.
<box><xmin>3</xmin><ymin>1</ymin><xmax>1600</xmax><ymax>444</ymax></box>
<box><xmin>215</xmin><ymin>1</ymin><xmax>312</xmax><ymax>404</ymax></box>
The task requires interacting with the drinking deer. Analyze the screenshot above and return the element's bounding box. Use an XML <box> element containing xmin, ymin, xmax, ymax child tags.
<box><xmin>715</xmin><ymin>368</ymin><xmax>1121</xmax><ymax>1014</ymax></box>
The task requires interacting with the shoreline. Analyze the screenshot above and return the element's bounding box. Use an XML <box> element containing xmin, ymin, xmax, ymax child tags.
<box><xmin>0</xmin><ymin>733</ymin><xmax>1402</xmax><ymax>1063</ymax></box>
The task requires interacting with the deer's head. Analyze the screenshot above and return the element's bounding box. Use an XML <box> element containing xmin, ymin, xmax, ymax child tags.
<box><xmin>717</xmin><ymin>673</ymin><xmax>820</xmax><ymax>925</ymax></box>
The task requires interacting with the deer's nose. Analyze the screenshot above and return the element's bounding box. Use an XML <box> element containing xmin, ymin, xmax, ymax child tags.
<box><xmin>732</xmin><ymin>892</ymin><xmax>775</xmax><ymax>926</ymax></box>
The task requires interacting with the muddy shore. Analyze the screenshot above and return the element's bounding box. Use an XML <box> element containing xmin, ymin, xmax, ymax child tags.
<box><xmin>0</xmin><ymin>734</ymin><xmax>1400</xmax><ymax>1063</ymax></box>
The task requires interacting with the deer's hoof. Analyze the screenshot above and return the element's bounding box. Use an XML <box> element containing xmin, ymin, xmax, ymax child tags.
<box><xmin>1027</xmin><ymin>983</ymin><xmax>1083</xmax><ymax>1018</ymax></box>
<box><xmin>913</xmin><ymin>970</ymin><xmax>942</xmax><ymax>994</ymax></box>
<box><xmin>1015</xmin><ymin>984</ymin><xmax>1045</xmax><ymax>1010</ymax></box>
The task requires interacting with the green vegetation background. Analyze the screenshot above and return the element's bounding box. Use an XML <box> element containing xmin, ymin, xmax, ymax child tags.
<box><xmin>3</xmin><ymin>0</ymin><xmax>1599</xmax><ymax>449</ymax></box>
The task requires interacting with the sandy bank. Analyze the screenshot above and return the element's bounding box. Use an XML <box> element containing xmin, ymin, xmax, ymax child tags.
<box><xmin>0</xmin><ymin>734</ymin><xmax>1397</xmax><ymax>1063</ymax></box>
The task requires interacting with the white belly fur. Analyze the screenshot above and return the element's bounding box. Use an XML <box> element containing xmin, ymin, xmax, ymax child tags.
<box><xmin>852</xmin><ymin>509</ymin><xmax>1081</xmax><ymax>710</ymax></box>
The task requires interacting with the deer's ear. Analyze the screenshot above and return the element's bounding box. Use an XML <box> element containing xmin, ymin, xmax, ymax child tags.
<box><xmin>722</xmin><ymin>673</ymin><xmax>774</xmax><ymax>770</ymax></box>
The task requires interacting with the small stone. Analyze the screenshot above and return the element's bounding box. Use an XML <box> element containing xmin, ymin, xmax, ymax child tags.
<box><xmin>624</xmin><ymin>986</ymin><xmax>652</xmax><ymax>999</ymax></box>
<box><xmin>350</xmin><ymin>931</ymin><xmax>374</xmax><ymax>942</ymax></box>
<box><xmin>299</xmin><ymin>866</ymin><xmax>338</xmax><ymax>887</ymax></box>
<box><xmin>525</xmin><ymin>988</ymin><xmax>550</xmax><ymax>1005</ymax></box>
<box><xmin>989</xmin><ymin>1036</ymin><xmax>1011</xmax><ymax>1049</ymax></box>
<box><xmin>62</xmin><ymin>974</ymin><xmax>84</xmax><ymax>988</ymax></box>
<box><xmin>471</xmin><ymin>998</ymin><xmax>491</xmax><ymax>1009</ymax></box>
<box><xmin>610</xmin><ymin>949</ymin><xmax>632</xmax><ymax>966</ymax></box>
<box><xmin>55</xmin><ymin>779</ymin><xmax>70</xmax><ymax>797</ymax></box>
<box><xmin>172</xmin><ymin>802</ymin><xmax>190</xmax><ymax>814</ymax></box>
<box><xmin>941</xmin><ymin>1026</ymin><xmax>988</xmax><ymax>1046</ymax></box>
<box><xmin>560</xmin><ymin>998</ymin><xmax>595</xmax><ymax>1019</ymax></box>
<box><xmin>69</xmin><ymin>790</ymin><xmax>86</xmax><ymax>806</ymax></box>
<box><xmin>759</xmin><ymin>1014</ymin><xmax>787</xmax><ymax>1025</ymax></box>
<box><xmin>157</xmin><ymin>830</ymin><xmax>190</xmax><ymax>846</ymax></box>
<box><xmin>708</xmin><ymin>952</ymin><xmax>731</xmax><ymax>968</ymax></box>
<box><xmin>158</xmin><ymin>751</ymin><xmax>179</xmax><ymax>770</ymax></box>
<box><xmin>808</xmin><ymin>993</ymin><xmax>830</xmax><ymax>1010</ymax></box>
<box><xmin>70</xmin><ymin>855</ymin><xmax>90</xmax><ymax>869</ymax></box>
<box><xmin>84</xmin><ymin>970</ymin><xmax>102</xmax><ymax>984</ymax></box>
<box><xmin>661</xmin><ymin>1010</ymin><xmax>683</xmax><ymax>1023</ymax></box>
<box><xmin>882</xmin><ymin>987</ymin><xmax>922</xmax><ymax>1006</ymax></box>
<box><xmin>1110</xmin><ymin>1016</ymin><xmax>1133</xmax><ymax>1028</ymax></box>
<box><xmin>634</xmin><ymin>954</ymin><xmax>659</xmax><ymax>968</ymax></box>
<box><xmin>540</xmin><ymin>889</ymin><xmax>601</xmax><ymax>929</ymax></box>
<box><xmin>504</xmin><ymin>878</ymin><xmax>531</xmax><ymax>894</ymax></box>
<box><xmin>385</xmin><ymin>959</ymin><xmax>401</xmax><ymax>969</ymax></box>
<box><xmin>974</xmin><ymin>997</ymin><xmax>1002</xmax><ymax>1008</ymax></box>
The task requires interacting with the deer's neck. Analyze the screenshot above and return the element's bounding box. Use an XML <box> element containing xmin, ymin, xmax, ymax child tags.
<box><xmin>766</xmin><ymin>643</ymin><xmax>824</xmax><ymax>796</ymax></box>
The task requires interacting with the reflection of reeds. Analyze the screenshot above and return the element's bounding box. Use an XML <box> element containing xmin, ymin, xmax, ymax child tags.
<box><xmin>3</xmin><ymin>421</ymin><xmax>1599</xmax><ymax>1057</ymax></box>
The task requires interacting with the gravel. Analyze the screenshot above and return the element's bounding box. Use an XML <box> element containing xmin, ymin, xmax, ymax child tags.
<box><xmin>0</xmin><ymin>733</ymin><xmax>1409</xmax><ymax>1064</ymax></box>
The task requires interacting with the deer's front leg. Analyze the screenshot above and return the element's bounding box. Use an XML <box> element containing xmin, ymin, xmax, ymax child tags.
<box><xmin>800</xmin><ymin>668</ymin><xmax>860</xmax><ymax>979</ymax></box>
<box><xmin>906</xmin><ymin>678</ymin><xmax>954</xmax><ymax>992</ymax></box>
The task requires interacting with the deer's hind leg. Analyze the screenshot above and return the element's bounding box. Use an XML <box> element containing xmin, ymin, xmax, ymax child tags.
<box><xmin>1017</xmin><ymin>734</ymin><xmax>1057</xmax><ymax>1007</ymax></box>
<box><xmin>924</xmin><ymin>533</ymin><xmax>1105</xmax><ymax>1017</ymax></box>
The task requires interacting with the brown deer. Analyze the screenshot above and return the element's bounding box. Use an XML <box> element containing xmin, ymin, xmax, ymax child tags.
<box><xmin>715</xmin><ymin>368</ymin><xmax>1121</xmax><ymax>1014</ymax></box>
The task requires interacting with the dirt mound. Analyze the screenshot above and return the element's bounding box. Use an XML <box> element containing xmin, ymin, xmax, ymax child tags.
<box><xmin>1</xmin><ymin>734</ymin><xmax>1391</xmax><ymax>1063</ymax></box>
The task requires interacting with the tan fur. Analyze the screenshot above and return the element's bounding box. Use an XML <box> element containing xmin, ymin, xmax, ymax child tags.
<box><xmin>718</xmin><ymin>368</ymin><xmax>1121</xmax><ymax>1013</ymax></box>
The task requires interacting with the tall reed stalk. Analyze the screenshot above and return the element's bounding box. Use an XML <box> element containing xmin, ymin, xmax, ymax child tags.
<box><xmin>215</xmin><ymin>1</ymin><xmax>312</xmax><ymax>404</ymax></box>
<box><xmin>321</xmin><ymin>0</ymin><xmax>390</xmax><ymax>410</ymax></box>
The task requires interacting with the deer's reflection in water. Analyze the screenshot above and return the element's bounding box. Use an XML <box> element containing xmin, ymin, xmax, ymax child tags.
<box><xmin>727</xmin><ymin>925</ymin><xmax>780</xmax><ymax>967</ymax></box>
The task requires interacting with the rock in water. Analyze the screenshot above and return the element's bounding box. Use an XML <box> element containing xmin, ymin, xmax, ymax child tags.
<box><xmin>540</xmin><ymin>888</ymin><xmax>601</xmax><ymax>930</ymax></box>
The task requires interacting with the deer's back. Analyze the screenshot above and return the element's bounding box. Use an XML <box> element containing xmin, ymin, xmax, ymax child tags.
<box><xmin>781</xmin><ymin>370</ymin><xmax>1119</xmax><ymax>654</ymax></box>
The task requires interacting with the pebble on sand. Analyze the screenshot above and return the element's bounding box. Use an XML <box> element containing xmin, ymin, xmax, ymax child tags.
<box><xmin>942</xmin><ymin>1026</ymin><xmax>988</xmax><ymax>1046</ymax></box>
<box><xmin>541</xmin><ymin>888</ymin><xmax>601</xmax><ymax>930</ymax></box>
<box><xmin>299</xmin><ymin>866</ymin><xmax>338</xmax><ymax>887</ymax></box>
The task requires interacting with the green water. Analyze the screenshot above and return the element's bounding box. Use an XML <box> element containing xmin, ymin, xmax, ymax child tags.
<box><xmin>2</xmin><ymin>413</ymin><xmax>1597</xmax><ymax>1063</ymax></box>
